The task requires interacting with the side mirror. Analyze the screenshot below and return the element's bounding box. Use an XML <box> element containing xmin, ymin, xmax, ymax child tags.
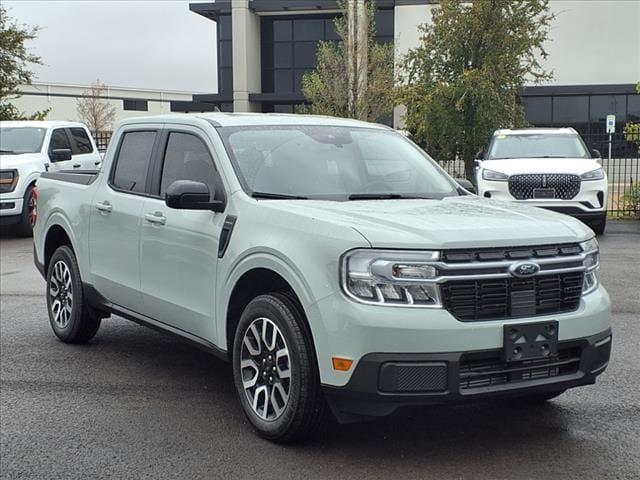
<box><xmin>49</xmin><ymin>148</ymin><xmax>72</xmax><ymax>162</ymax></box>
<box><xmin>475</xmin><ymin>148</ymin><xmax>484</xmax><ymax>160</ymax></box>
<box><xmin>456</xmin><ymin>178</ymin><xmax>476</xmax><ymax>194</ymax></box>
<box><xmin>591</xmin><ymin>149</ymin><xmax>601</xmax><ymax>159</ymax></box>
<box><xmin>165</xmin><ymin>180</ymin><xmax>225</xmax><ymax>212</ymax></box>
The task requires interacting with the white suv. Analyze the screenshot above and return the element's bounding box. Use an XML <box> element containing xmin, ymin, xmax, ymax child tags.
<box><xmin>475</xmin><ymin>128</ymin><xmax>608</xmax><ymax>234</ymax></box>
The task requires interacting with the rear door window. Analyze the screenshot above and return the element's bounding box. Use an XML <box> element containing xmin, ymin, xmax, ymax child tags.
<box><xmin>111</xmin><ymin>131</ymin><xmax>157</xmax><ymax>194</ymax></box>
<box><xmin>69</xmin><ymin>128</ymin><xmax>94</xmax><ymax>154</ymax></box>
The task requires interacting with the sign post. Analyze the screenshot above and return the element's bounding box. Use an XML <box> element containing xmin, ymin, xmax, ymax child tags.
<box><xmin>606</xmin><ymin>115</ymin><xmax>616</xmax><ymax>162</ymax></box>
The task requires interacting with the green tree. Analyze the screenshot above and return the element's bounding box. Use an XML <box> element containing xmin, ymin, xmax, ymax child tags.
<box><xmin>301</xmin><ymin>0</ymin><xmax>395</xmax><ymax>122</ymax></box>
<box><xmin>0</xmin><ymin>5</ymin><xmax>48</xmax><ymax>121</ymax></box>
<box><xmin>398</xmin><ymin>0</ymin><xmax>554</xmax><ymax>178</ymax></box>
<box><xmin>623</xmin><ymin>82</ymin><xmax>640</xmax><ymax>154</ymax></box>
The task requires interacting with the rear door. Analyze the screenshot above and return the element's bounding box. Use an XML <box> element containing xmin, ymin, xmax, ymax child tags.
<box><xmin>88</xmin><ymin>127</ymin><xmax>161</xmax><ymax>312</ymax></box>
<box><xmin>47</xmin><ymin>128</ymin><xmax>75</xmax><ymax>171</ymax></box>
<box><xmin>68</xmin><ymin>127</ymin><xmax>102</xmax><ymax>170</ymax></box>
<box><xmin>139</xmin><ymin>126</ymin><xmax>226</xmax><ymax>341</ymax></box>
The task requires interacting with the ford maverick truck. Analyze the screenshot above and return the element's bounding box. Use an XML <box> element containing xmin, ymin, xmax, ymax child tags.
<box><xmin>33</xmin><ymin>114</ymin><xmax>611</xmax><ymax>443</ymax></box>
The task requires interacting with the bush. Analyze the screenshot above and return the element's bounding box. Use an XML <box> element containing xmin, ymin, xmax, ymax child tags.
<box><xmin>621</xmin><ymin>183</ymin><xmax>640</xmax><ymax>217</ymax></box>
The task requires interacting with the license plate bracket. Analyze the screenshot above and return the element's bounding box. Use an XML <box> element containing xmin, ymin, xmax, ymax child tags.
<box><xmin>503</xmin><ymin>321</ymin><xmax>559</xmax><ymax>362</ymax></box>
<box><xmin>533</xmin><ymin>188</ymin><xmax>555</xmax><ymax>199</ymax></box>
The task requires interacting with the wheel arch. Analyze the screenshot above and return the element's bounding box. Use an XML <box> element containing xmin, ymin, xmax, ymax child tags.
<box><xmin>43</xmin><ymin>222</ymin><xmax>76</xmax><ymax>274</ymax></box>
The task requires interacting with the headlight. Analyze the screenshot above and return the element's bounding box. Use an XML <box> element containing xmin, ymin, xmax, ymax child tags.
<box><xmin>0</xmin><ymin>170</ymin><xmax>18</xmax><ymax>193</ymax></box>
<box><xmin>580</xmin><ymin>168</ymin><xmax>605</xmax><ymax>181</ymax></box>
<box><xmin>580</xmin><ymin>237</ymin><xmax>599</xmax><ymax>294</ymax></box>
<box><xmin>482</xmin><ymin>169</ymin><xmax>509</xmax><ymax>181</ymax></box>
<box><xmin>341</xmin><ymin>249</ymin><xmax>443</xmax><ymax>307</ymax></box>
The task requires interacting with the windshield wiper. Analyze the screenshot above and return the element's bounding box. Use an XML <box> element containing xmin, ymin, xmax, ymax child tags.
<box><xmin>0</xmin><ymin>149</ymin><xmax>17</xmax><ymax>154</ymax></box>
<box><xmin>348</xmin><ymin>193</ymin><xmax>434</xmax><ymax>200</ymax></box>
<box><xmin>251</xmin><ymin>192</ymin><xmax>309</xmax><ymax>200</ymax></box>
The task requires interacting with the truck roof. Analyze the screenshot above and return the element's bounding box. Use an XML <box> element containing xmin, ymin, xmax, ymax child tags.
<box><xmin>1</xmin><ymin>120</ymin><xmax>90</xmax><ymax>129</ymax></box>
<box><xmin>494</xmin><ymin>127</ymin><xmax>579</xmax><ymax>136</ymax></box>
<box><xmin>118</xmin><ymin>113</ymin><xmax>392</xmax><ymax>129</ymax></box>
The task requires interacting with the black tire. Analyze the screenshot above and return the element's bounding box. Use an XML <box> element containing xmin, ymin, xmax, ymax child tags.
<box><xmin>589</xmin><ymin>214</ymin><xmax>607</xmax><ymax>235</ymax></box>
<box><xmin>15</xmin><ymin>184</ymin><xmax>36</xmax><ymax>237</ymax></box>
<box><xmin>46</xmin><ymin>245</ymin><xmax>102</xmax><ymax>343</ymax></box>
<box><xmin>232</xmin><ymin>292</ymin><xmax>325</xmax><ymax>443</ymax></box>
<box><xmin>520</xmin><ymin>389</ymin><xmax>566</xmax><ymax>403</ymax></box>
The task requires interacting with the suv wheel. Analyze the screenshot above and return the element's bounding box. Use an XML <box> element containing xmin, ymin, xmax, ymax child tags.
<box><xmin>46</xmin><ymin>245</ymin><xmax>102</xmax><ymax>343</ymax></box>
<box><xmin>232</xmin><ymin>293</ymin><xmax>325</xmax><ymax>443</ymax></box>
<box><xmin>16</xmin><ymin>185</ymin><xmax>37</xmax><ymax>237</ymax></box>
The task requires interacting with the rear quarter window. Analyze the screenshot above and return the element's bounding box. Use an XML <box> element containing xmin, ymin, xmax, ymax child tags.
<box><xmin>111</xmin><ymin>131</ymin><xmax>157</xmax><ymax>194</ymax></box>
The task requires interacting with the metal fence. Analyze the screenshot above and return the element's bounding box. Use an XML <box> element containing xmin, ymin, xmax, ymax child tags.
<box><xmin>93</xmin><ymin>131</ymin><xmax>112</xmax><ymax>153</ymax></box>
<box><xmin>438</xmin><ymin>133</ymin><xmax>639</xmax><ymax>217</ymax></box>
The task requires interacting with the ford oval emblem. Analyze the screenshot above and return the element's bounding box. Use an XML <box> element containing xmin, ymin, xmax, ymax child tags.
<box><xmin>510</xmin><ymin>261</ymin><xmax>540</xmax><ymax>278</ymax></box>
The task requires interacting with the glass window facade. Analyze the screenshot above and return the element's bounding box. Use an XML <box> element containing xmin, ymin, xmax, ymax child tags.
<box><xmin>521</xmin><ymin>93</ymin><xmax>640</xmax><ymax>135</ymax></box>
<box><xmin>218</xmin><ymin>15</ymin><xmax>233</xmax><ymax>94</ymax></box>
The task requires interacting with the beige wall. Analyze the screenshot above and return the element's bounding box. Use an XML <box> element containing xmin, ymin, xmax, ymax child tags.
<box><xmin>393</xmin><ymin>0</ymin><xmax>640</xmax><ymax>86</ymax></box>
<box><xmin>12</xmin><ymin>82</ymin><xmax>195</xmax><ymax>129</ymax></box>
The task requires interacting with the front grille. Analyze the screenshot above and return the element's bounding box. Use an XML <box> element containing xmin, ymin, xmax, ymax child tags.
<box><xmin>508</xmin><ymin>173</ymin><xmax>581</xmax><ymax>200</ymax></box>
<box><xmin>459</xmin><ymin>345</ymin><xmax>581</xmax><ymax>392</ymax></box>
<box><xmin>442</xmin><ymin>243</ymin><xmax>582</xmax><ymax>263</ymax></box>
<box><xmin>379</xmin><ymin>362</ymin><xmax>448</xmax><ymax>393</ymax></box>
<box><xmin>442</xmin><ymin>272</ymin><xmax>584</xmax><ymax>321</ymax></box>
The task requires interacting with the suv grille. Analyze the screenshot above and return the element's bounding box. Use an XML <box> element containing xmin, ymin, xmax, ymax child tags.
<box><xmin>459</xmin><ymin>345</ymin><xmax>581</xmax><ymax>392</ymax></box>
<box><xmin>508</xmin><ymin>173</ymin><xmax>581</xmax><ymax>200</ymax></box>
<box><xmin>442</xmin><ymin>272</ymin><xmax>584</xmax><ymax>321</ymax></box>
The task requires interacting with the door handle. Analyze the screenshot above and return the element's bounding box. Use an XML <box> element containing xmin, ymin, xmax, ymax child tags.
<box><xmin>144</xmin><ymin>212</ymin><xmax>166</xmax><ymax>226</ymax></box>
<box><xmin>73</xmin><ymin>164</ymin><xmax>81</xmax><ymax>168</ymax></box>
<box><xmin>95</xmin><ymin>201</ymin><xmax>113</xmax><ymax>213</ymax></box>
<box><xmin>94</xmin><ymin>161</ymin><xmax>102</xmax><ymax>166</ymax></box>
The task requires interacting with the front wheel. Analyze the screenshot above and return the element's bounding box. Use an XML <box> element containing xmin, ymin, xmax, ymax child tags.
<box><xmin>15</xmin><ymin>185</ymin><xmax>37</xmax><ymax>237</ymax></box>
<box><xmin>46</xmin><ymin>245</ymin><xmax>102</xmax><ymax>343</ymax></box>
<box><xmin>232</xmin><ymin>293</ymin><xmax>325</xmax><ymax>443</ymax></box>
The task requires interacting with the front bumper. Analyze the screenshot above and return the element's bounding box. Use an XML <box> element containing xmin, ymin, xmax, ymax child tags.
<box><xmin>0</xmin><ymin>197</ymin><xmax>23</xmax><ymax>217</ymax></box>
<box><xmin>323</xmin><ymin>328</ymin><xmax>611</xmax><ymax>422</ymax></box>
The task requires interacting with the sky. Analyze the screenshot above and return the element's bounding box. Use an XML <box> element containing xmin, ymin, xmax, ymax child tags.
<box><xmin>4</xmin><ymin>0</ymin><xmax>218</xmax><ymax>93</ymax></box>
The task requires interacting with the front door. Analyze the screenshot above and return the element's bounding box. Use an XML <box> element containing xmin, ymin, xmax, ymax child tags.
<box><xmin>140</xmin><ymin>128</ymin><xmax>225</xmax><ymax>341</ymax></box>
<box><xmin>89</xmin><ymin>128</ymin><xmax>160</xmax><ymax>313</ymax></box>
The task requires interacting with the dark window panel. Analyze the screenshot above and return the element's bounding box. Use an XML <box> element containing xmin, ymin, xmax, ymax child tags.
<box><xmin>123</xmin><ymin>99</ymin><xmax>148</xmax><ymax>111</ymax></box>
<box><xmin>220</xmin><ymin>102</ymin><xmax>234</xmax><ymax>113</ymax></box>
<box><xmin>325</xmin><ymin>18</ymin><xmax>339</xmax><ymax>40</ymax></box>
<box><xmin>160</xmin><ymin>132</ymin><xmax>217</xmax><ymax>197</ymax></box>
<box><xmin>374</xmin><ymin>9</ymin><xmax>394</xmax><ymax>37</ymax></box>
<box><xmin>49</xmin><ymin>129</ymin><xmax>71</xmax><ymax>151</ymax></box>
<box><xmin>219</xmin><ymin>40</ymin><xmax>233</xmax><ymax>68</ymax></box>
<box><xmin>552</xmin><ymin>96</ymin><xmax>588</xmax><ymax>124</ymax></box>
<box><xmin>220</xmin><ymin>68</ymin><xmax>233</xmax><ymax>93</ymax></box>
<box><xmin>273</xmin><ymin>20</ymin><xmax>292</xmax><ymax>42</ymax></box>
<box><xmin>294</xmin><ymin>69</ymin><xmax>312</xmax><ymax>92</ymax></box>
<box><xmin>112</xmin><ymin>131</ymin><xmax>156</xmax><ymax>194</ymax></box>
<box><xmin>294</xmin><ymin>42</ymin><xmax>318</xmax><ymax>68</ymax></box>
<box><xmin>590</xmin><ymin>95</ymin><xmax>626</xmax><ymax>123</ymax></box>
<box><xmin>523</xmin><ymin>96</ymin><xmax>552</xmax><ymax>124</ymax></box>
<box><xmin>627</xmin><ymin>94</ymin><xmax>640</xmax><ymax>122</ymax></box>
<box><xmin>274</xmin><ymin>69</ymin><xmax>294</xmax><ymax>92</ymax></box>
<box><xmin>274</xmin><ymin>43</ymin><xmax>293</xmax><ymax>68</ymax></box>
<box><xmin>293</xmin><ymin>18</ymin><xmax>324</xmax><ymax>41</ymax></box>
<box><xmin>69</xmin><ymin>127</ymin><xmax>93</xmax><ymax>154</ymax></box>
<box><xmin>219</xmin><ymin>15</ymin><xmax>232</xmax><ymax>41</ymax></box>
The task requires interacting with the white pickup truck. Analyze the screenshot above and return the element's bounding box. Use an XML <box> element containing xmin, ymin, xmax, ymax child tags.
<box><xmin>0</xmin><ymin>121</ymin><xmax>101</xmax><ymax>236</ymax></box>
<box><xmin>33</xmin><ymin>114</ymin><xmax>612</xmax><ymax>443</ymax></box>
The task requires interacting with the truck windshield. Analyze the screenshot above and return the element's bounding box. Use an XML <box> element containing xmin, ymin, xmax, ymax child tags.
<box><xmin>218</xmin><ymin>125</ymin><xmax>459</xmax><ymax>200</ymax></box>
<box><xmin>487</xmin><ymin>133</ymin><xmax>590</xmax><ymax>160</ymax></box>
<box><xmin>0</xmin><ymin>127</ymin><xmax>47</xmax><ymax>154</ymax></box>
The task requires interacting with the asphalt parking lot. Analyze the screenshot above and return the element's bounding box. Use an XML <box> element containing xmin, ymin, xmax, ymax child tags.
<box><xmin>1</xmin><ymin>222</ymin><xmax>639</xmax><ymax>480</ymax></box>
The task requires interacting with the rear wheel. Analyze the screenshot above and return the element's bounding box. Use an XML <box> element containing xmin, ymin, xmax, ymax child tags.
<box><xmin>16</xmin><ymin>185</ymin><xmax>36</xmax><ymax>237</ymax></box>
<box><xmin>46</xmin><ymin>245</ymin><xmax>102</xmax><ymax>343</ymax></box>
<box><xmin>232</xmin><ymin>293</ymin><xmax>325</xmax><ymax>443</ymax></box>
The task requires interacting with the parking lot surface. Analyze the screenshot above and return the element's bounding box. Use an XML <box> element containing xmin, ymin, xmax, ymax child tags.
<box><xmin>1</xmin><ymin>222</ymin><xmax>639</xmax><ymax>480</ymax></box>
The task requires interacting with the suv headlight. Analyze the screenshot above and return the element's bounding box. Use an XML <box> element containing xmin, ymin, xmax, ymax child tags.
<box><xmin>341</xmin><ymin>249</ymin><xmax>442</xmax><ymax>307</ymax></box>
<box><xmin>482</xmin><ymin>169</ymin><xmax>509</xmax><ymax>181</ymax></box>
<box><xmin>580</xmin><ymin>168</ymin><xmax>605</xmax><ymax>181</ymax></box>
<box><xmin>580</xmin><ymin>237</ymin><xmax>599</xmax><ymax>295</ymax></box>
<box><xmin>0</xmin><ymin>170</ymin><xmax>18</xmax><ymax>193</ymax></box>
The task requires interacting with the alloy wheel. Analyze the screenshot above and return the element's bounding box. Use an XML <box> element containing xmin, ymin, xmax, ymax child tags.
<box><xmin>240</xmin><ymin>317</ymin><xmax>292</xmax><ymax>421</ymax></box>
<box><xmin>49</xmin><ymin>260</ymin><xmax>73</xmax><ymax>329</ymax></box>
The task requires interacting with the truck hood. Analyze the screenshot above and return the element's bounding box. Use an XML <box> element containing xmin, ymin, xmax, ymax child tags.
<box><xmin>480</xmin><ymin>158</ymin><xmax>601</xmax><ymax>176</ymax></box>
<box><xmin>266</xmin><ymin>196</ymin><xmax>593</xmax><ymax>249</ymax></box>
<box><xmin>0</xmin><ymin>153</ymin><xmax>44</xmax><ymax>170</ymax></box>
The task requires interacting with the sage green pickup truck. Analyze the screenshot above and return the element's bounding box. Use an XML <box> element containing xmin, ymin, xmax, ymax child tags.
<box><xmin>33</xmin><ymin>113</ymin><xmax>611</xmax><ymax>442</ymax></box>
